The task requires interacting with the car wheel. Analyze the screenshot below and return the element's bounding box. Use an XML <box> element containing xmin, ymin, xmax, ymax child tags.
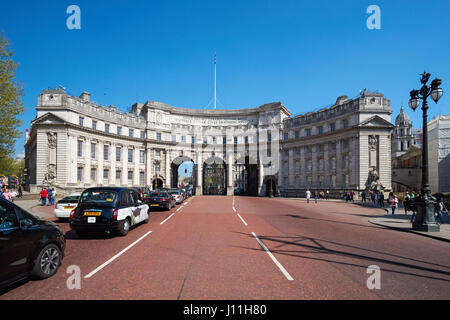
<box><xmin>31</xmin><ymin>244</ymin><xmax>62</xmax><ymax>279</ymax></box>
<box><xmin>118</xmin><ymin>218</ymin><xmax>130</xmax><ymax>236</ymax></box>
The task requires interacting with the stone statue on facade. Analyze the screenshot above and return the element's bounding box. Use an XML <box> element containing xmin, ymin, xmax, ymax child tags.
<box><xmin>365</xmin><ymin>166</ymin><xmax>384</xmax><ymax>192</ymax></box>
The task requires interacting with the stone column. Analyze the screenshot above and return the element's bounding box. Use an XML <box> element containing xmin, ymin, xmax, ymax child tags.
<box><xmin>146</xmin><ymin>148</ymin><xmax>152</xmax><ymax>186</ymax></box>
<box><xmin>288</xmin><ymin>148</ymin><xmax>294</xmax><ymax>188</ymax></box>
<box><xmin>84</xmin><ymin>138</ymin><xmax>91</xmax><ymax>186</ymax></box>
<box><xmin>134</xmin><ymin>147</ymin><xmax>139</xmax><ymax>186</ymax></box>
<box><xmin>97</xmin><ymin>141</ymin><xmax>104</xmax><ymax>186</ymax></box>
<box><xmin>196</xmin><ymin>150</ymin><xmax>203</xmax><ymax>195</ymax></box>
<box><xmin>122</xmin><ymin>146</ymin><xmax>128</xmax><ymax>186</ymax></box>
<box><xmin>110</xmin><ymin>144</ymin><xmax>116</xmax><ymax>186</ymax></box>
<box><xmin>300</xmin><ymin>147</ymin><xmax>306</xmax><ymax>188</ymax></box>
<box><xmin>336</xmin><ymin>140</ymin><xmax>342</xmax><ymax>188</ymax></box>
<box><xmin>165</xmin><ymin>149</ymin><xmax>170</xmax><ymax>188</ymax></box>
<box><xmin>258</xmin><ymin>158</ymin><xmax>264</xmax><ymax>196</ymax></box>
<box><xmin>277</xmin><ymin>149</ymin><xmax>283</xmax><ymax>191</ymax></box>
<box><xmin>227</xmin><ymin>152</ymin><xmax>233</xmax><ymax>196</ymax></box>
<box><xmin>68</xmin><ymin>135</ymin><xmax>77</xmax><ymax>184</ymax></box>
<box><xmin>311</xmin><ymin>146</ymin><xmax>318</xmax><ymax>188</ymax></box>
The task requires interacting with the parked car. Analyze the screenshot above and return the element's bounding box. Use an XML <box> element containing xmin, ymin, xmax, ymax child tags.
<box><xmin>69</xmin><ymin>187</ymin><xmax>149</xmax><ymax>237</ymax></box>
<box><xmin>169</xmin><ymin>189</ymin><xmax>183</xmax><ymax>204</ymax></box>
<box><xmin>54</xmin><ymin>194</ymin><xmax>81</xmax><ymax>220</ymax></box>
<box><xmin>145</xmin><ymin>191</ymin><xmax>176</xmax><ymax>211</ymax></box>
<box><xmin>132</xmin><ymin>186</ymin><xmax>151</xmax><ymax>201</ymax></box>
<box><xmin>0</xmin><ymin>197</ymin><xmax>66</xmax><ymax>290</ymax></box>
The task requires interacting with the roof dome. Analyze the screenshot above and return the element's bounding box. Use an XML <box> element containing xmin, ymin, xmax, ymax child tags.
<box><xmin>395</xmin><ymin>106</ymin><xmax>410</xmax><ymax>125</ymax></box>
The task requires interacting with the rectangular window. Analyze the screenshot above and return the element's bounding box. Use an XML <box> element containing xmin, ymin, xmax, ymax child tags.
<box><xmin>191</xmin><ymin>136</ymin><xmax>195</xmax><ymax>144</ymax></box>
<box><xmin>318</xmin><ymin>126</ymin><xmax>323</xmax><ymax>134</ymax></box>
<box><xmin>283</xmin><ymin>132</ymin><xmax>289</xmax><ymax>140</ymax></box>
<box><xmin>105</xmin><ymin>124</ymin><xmax>110</xmax><ymax>133</ymax></box>
<box><xmin>128</xmin><ymin>149</ymin><xmax>133</xmax><ymax>163</ymax></box>
<box><xmin>129</xmin><ymin>129</ymin><xmax>134</xmax><ymax>138</ymax></box>
<box><xmin>156</xmin><ymin>133</ymin><xmax>161</xmax><ymax>141</ymax></box>
<box><xmin>103</xmin><ymin>169</ymin><xmax>109</xmax><ymax>185</ymax></box>
<box><xmin>116</xmin><ymin>147</ymin><xmax>121</xmax><ymax>162</ymax></box>
<box><xmin>181</xmin><ymin>136</ymin><xmax>186</xmax><ymax>143</ymax></box>
<box><xmin>223</xmin><ymin>137</ymin><xmax>227</xmax><ymax>145</ymax></box>
<box><xmin>115</xmin><ymin>170</ymin><xmax>121</xmax><ymax>185</ymax></box>
<box><xmin>330</xmin><ymin>123</ymin><xmax>335</xmax><ymax>132</ymax></box>
<box><xmin>155</xmin><ymin>150</ymin><xmax>160</xmax><ymax>157</ymax></box>
<box><xmin>79</xmin><ymin>117</ymin><xmax>84</xmax><ymax>126</ymax></box>
<box><xmin>213</xmin><ymin>137</ymin><xmax>217</xmax><ymax>144</ymax></box>
<box><xmin>139</xmin><ymin>172</ymin><xmax>145</xmax><ymax>186</ymax></box>
<box><xmin>117</xmin><ymin>127</ymin><xmax>122</xmax><ymax>135</ymax></box>
<box><xmin>203</xmin><ymin>137</ymin><xmax>207</xmax><ymax>144</ymax></box>
<box><xmin>295</xmin><ymin>130</ymin><xmax>299</xmax><ymax>139</ymax></box>
<box><xmin>155</xmin><ymin>161</ymin><xmax>160</xmax><ymax>173</ymax></box>
<box><xmin>306</xmin><ymin>129</ymin><xmax>311</xmax><ymax>137</ymax></box>
<box><xmin>245</xmin><ymin>136</ymin><xmax>249</xmax><ymax>144</ymax></box>
<box><xmin>140</xmin><ymin>131</ymin><xmax>145</xmax><ymax>139</ymax></box>
<box><xmin>90</xmin><ymin>168</ymin><xmax>96</xmax><ymax>183</ymax></box>
<box><xmin>77</xmin><ymin>167</ymin><xmax>83</xmax><ymax>183</ymax></box>
<box><xmin>234</xmin><ymin>137</ymin><xmax>238</xmax><ymax>144</ymax></box>
<box><xmin>91</xmin><ymin>143</ymin><xmax>96</xmax><ymax>159</ymax></box>
<box><xmin>92</xmin><ymin>121</ymin><xmax>97</xmax><ymax>130</ymax></box>
<box><xmin>77</xmin><ymin>140</ymin><xmax>83</xmax><ymax>157</ymax></box>
<box><xmin>128</xmin><ymin>171</ymin><xmax>133</xmax><ymax>185</ymax></box>
<box><xmin>343</xmin><ymin>119</ymin><xmax>349</xmax><ymax>128</ymax></box>
<box><xmin>172</xmin><ymin>135</ymin><xmax>176</xmax><ymax>143</ymax></box>
<box><xmin>140</xmin><ymin>150</ymin><xmax>145</xmax><ymax>164</ymax></box>
<box><xmin>267</xmin><ymin>132</ymin><xmax>272</xmax><ymax>142</ymax></box>
<box><xmin>103</xmin><ymin>145</ymin><xmax>109</xmax><ymax>161</ymax></box>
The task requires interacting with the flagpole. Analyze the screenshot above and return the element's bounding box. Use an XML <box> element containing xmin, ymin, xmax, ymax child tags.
<box><xmin>214</xmin><ymin>52</ymin><xmax>217</xmax><ymax>109</ymax></box>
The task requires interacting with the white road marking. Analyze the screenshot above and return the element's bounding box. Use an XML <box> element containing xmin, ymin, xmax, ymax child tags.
<box><xmin>232</xmin><ymin>206</ymin><xmax>236</xmax><ymax>212</ymax></box>
<box><xmin>84</xmin><ymin>231</ymin><xmax>153</xmax><ymax>279</ymax></box>
<box><xmin>251</xmin><ymin>232</ymin><xmax>294</xmax><ymax>281</ymax></box>
<box><xmin>237</xmin><ymin>213</ymin><xmax>248</xmax><ymax>226</ymax></box>
<box><xmin>160</xmin><ymin>212</ymin><xmax>176</xmax><ymax>225</ymax></box>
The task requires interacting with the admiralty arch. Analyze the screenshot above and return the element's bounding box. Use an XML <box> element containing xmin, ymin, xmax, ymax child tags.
<box><xmin>24</xmin><ymin>89</ymin><xmax>393</xmax><ymax>197</ymax></box>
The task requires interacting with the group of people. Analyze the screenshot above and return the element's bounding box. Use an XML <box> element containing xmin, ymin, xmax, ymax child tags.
<box><xmin>0</xmin><ymin>186</ymin><xmax>20</xmax><ymax>202</ymax></box>
<box><xmin>40</xmin><ymin>187</ymin><xmax>57</xmax><ymax>206</ymax></box>
<box><xmin>403</xmin><ymin>191</ymin><xmax>448</xmax><ymax>224</ymax></box>
<box><xmin>305</xmin><ymin>189</ymin><xmax>330</xmax><ymax>203</ymax></box>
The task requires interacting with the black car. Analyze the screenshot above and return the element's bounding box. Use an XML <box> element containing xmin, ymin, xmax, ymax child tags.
<box><xmin>145</xmin><ymin>191</ymin><xmax>176</xmax><ymax>211</ymax></box>
<box><xmin>69</xmin><ymin>187</ymin><xmax>150</xmax><ymax>237</ymax></box>
<box><xmin>0</xmin><ymin>197</ymin><xmax>66</xmax><ymax>290</ymax></box>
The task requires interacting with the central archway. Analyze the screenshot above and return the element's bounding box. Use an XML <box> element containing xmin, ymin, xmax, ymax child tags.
<box><xmin>203</xmin><ymin>156</ymin><xmax>227</xmax><ymax>195</ymax></box>
<box><xmin>171</xmin><ymin>156</ymin><xmax>195</xmax><ymax>189</ymax></box>
<box><xmin>234</xmin><ymin>156</ymin><xmax>259</xmax><ymax>196</ymax></box>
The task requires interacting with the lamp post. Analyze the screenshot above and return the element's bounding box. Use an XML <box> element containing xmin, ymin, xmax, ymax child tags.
<box><xmin>408</xmin><ymin>71</ymin><xmax>443</xmax><ymax>232</ymax></box>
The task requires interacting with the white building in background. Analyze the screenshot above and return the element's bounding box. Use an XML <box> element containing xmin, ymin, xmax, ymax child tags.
<box><xmin>24</xmin><ymin>88</ymin><xmax>393</xmax><ymax>196</ymax></box>
<box><xmin>428</xmin><ymin>115</ymin><xmax>450</xmax><ymax>193</ymax></box>
<box><xmin>391</xmin><ymin>106</ymin><xmax>414</xmax><ymax>158</ymax></box>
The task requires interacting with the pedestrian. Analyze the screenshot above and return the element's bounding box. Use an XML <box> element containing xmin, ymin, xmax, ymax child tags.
<box><xmin>436</xmin><ymin>199</ymin><xmax>447</xmax><ymax>224</ymax></box>
<box><xmin>314</xmin><ymin>191</ymin><xmax>318</xmax><ymax>203</ymax></box>
<box><xmin>40</xmin><ymin>188</ymin><xmax>47</xmax><ymax>206</ymax></box>
<box><xmin>361</xmin><ymin>191</ymin><xmax>366</xmax><ymax>203</ymax></box>
<box><xmin>306</xmin><ymin>189</ymin><xmax>311</xmax><ymax>203</ymax></box>
<box><xmin>3</xmin><ymin>189</ymin><xmax>11</xmax><ymax>201</ymax></box>
<box><xmin>326</xmin><ymin>190</ymin><xmax>329</xmax><ymax>200</ymax></box>
<box><xmin>403</xmin><ymin>192</ymin><xmax>411</xmax><ymax>215</ymax></box>
<box><xmin>52</xmin><ymin>188</ymin><xmax>57</xmax><ymax>204</ymax></box>
<box><xmin>410</xmin><ymin>192</ymin><xmax>419</xmax><ymax>223</ymax></box>
<box><xmin>370</xmin><ymin>191</ymin><xmax>375</xmax><ymax>204</ymax></box>
<box><xmin>389</xmin><ymin>194</ymin><xmax>398</xmax><ymax>215</ymax></box>
<box><xmin>379</xmin><ymin>192</ymin><xmax>385</xmax><ymax>207</ymax></box>
<box><xmin>10</xmin><ymin>189</ymin><xmax>17</xmax><ymax>202</ymax></box>
<box><xmin>18</xmin><ymin>184</ymin><xmax>23</xmax><ymax>198</ymax></box>
<box><xmin>46</xmin><ymin>187</ymin><xmax>53</xmax><ymax>206</ymax></box>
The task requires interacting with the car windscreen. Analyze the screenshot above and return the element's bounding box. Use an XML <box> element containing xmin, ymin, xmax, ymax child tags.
<box><xmin>149</xmin><ymin>192</ymin><xmax>169</xmax><ymax>198</ymax></box>
<box><xmin>80</xmin><ymin>190</ymin><xmax>117</xmax><ymax>205</ymax></box>
<box><xmin>59</xmin><ymin>196</ymin><xmax>80</xmax><ymax>204</ymax></box>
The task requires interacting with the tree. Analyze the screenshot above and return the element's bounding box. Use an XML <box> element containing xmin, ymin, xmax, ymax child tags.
<box><xmin>0</xmin><ymin>31</ymin><xmax>24</xmax><ymax>161</ymax></box>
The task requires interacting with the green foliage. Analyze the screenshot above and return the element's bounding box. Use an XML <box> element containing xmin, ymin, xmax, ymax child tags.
<box><xmin>0</xmin><ymin>31</ymin><xmax>24</xmax><ymax>157</ymax></box>
<box><xmin>0</xmin><ymin>155</ymin><xmax>24</xmax><ymax>176</ymax></box>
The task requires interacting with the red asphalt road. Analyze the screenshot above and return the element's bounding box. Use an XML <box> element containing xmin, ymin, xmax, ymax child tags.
<box><xmin>1</xmin><ymin>196</ymin><xmax>450</xmax><ymax>300</ymax></box>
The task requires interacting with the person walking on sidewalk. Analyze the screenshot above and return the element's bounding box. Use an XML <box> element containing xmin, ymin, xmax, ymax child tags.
<box><xmin>314</xmin><ymin>191</ymin><xmax>318</xmax><ymax>203</ymax></box>
<box><xmin>410</xmin><ymin>192</ymin><xmax>420</xmax><ymax>223</ymax></box>
<box><xmin>306</xmin><ymin>189</ymin><xmax>311</xmax><ymax>203</ymax></box>
<box><xmin>436</xmin><ymin>199</ymin><xmax>447</xmax><ymax>224</ymax></box>
<box><xmin>40</xmin><ymin>188</ymin><xmax>47</xmax><ymax>206</ymax></box>
<box><xmin>361</xmin><ymin>191</ymin><xmax>367</xmax><ymax>203</ymax></box>
<box><xmin>389</xmin><ymin>194</ymin><xmax>398</xmax><ymax>215</ymax></box>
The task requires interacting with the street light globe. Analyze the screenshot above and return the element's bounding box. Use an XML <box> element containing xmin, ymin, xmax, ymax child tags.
<box><xmin>408</xmin><ymin>98</ymin><xmax>420</xmax><ymax>111</ymax></box>
<box><xmin>430</xmin><ymin>87</ymin><xmax>443</xmax><ymax>103</ymax></box>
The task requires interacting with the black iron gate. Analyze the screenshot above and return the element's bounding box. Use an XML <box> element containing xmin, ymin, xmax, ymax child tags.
<box><xmin>203</xmin><ymin>163</ymin><xmax>227</xmax><ymax>195</ymax></box>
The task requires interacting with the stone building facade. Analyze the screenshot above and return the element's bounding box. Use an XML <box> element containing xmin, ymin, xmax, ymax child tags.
<box><xmin>24</xmin><ymin>89</ymin><xmax>393</xmax><ymax>196</ymax></box>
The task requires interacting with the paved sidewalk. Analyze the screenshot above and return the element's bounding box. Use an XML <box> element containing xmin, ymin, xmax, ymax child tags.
<box><xmin>14</xmin><ymin>198</ymin><xmax>61</xmax><ymax>220</ymax></box>
<box><xmin>368</xmin><ymin>212</ymin><xmax>450</xmax><ymax>242</ymax></box>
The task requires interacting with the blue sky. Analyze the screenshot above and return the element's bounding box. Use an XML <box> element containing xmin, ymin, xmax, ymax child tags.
<box><xmin>1</xmin><ymin>0</ymin><xmax>449</xmax><ymax>158</ymax></box>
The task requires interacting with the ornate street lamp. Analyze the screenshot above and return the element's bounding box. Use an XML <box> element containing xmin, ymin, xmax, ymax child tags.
<box><xmin>408</xmin><ymin>71</ymin><xmax>444</xmax><ymax>231</ymax></box>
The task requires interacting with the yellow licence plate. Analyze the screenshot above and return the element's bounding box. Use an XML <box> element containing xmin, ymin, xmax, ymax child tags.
<box><xmin>150</xmin><ymin>204</ymin><xmax>159</xmax><ymax>206</ymax></box>
<box><xmin>65</xmin><ymin>206</ymin><xmax>75</xmax><ymax>209</ymax></box>
<box><xmin>84</xmin><ymin>211</ymin><xmax>102</xmax><ymax>216</ymax></box>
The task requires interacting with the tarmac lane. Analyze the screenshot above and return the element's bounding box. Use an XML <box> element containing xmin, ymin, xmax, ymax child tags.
<box><xmin>1</xmin><ymin>196</ymin><xmax>450</xmax><ymax>300</ymax></box>
<box><xmin>232</xmin><ymin>197</ymin><xmax>450</xmax><ymax>299</ymax></box>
